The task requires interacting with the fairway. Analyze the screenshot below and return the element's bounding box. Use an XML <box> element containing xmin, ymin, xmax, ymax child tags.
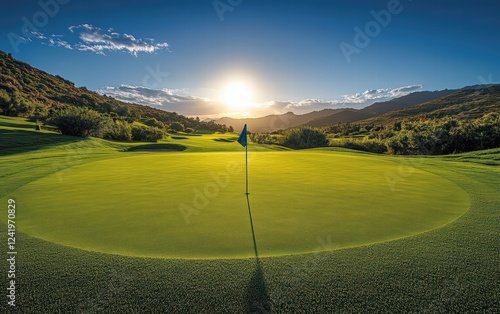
<box><xmin>14</xmin><ymin>151</ymin><xmax>469</xmax><ymax>259</ymax></box>
<box><xmin>1</xmin><ymin>116</ymin><xmax>498</xmax><ymax>312</ymax></box>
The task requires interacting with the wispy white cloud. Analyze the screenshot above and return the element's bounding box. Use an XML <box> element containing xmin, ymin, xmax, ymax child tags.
<box><xmin>342</xmin><ymin>85</ymin><xmax>422</xmax><ymax>104</ymax></box>
<box><xmin>55</xmin><ymin>39</ymin><xmax>72</xmax><ymax>50</ymax></box>
<box><xmin>31</xmin><ymin>31</ymin><xmax>46</xmax><ymax>40</ymax></box>
<box><xmin>27</xmin><ymin>24</ymin><xmax>169</xmax><ymax>56</ymax></box>
<box><xmin>45</xmin><ymin>35</ymin><xmax>72</xmax><ymax>50</ymax></box>
<box><xmin>69</xmin><ymin>24</ymin><xmax>168</xmax><ymax>56</ymax></box>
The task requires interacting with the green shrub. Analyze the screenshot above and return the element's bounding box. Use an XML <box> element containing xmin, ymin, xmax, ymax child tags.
<box><xmin>140</xmin><ymin>117</ymin><xmax>165</xmax><ymax>130</ymax></box>
<box><xmin>334</xmin><ymin>138</ymin><xmax>388</xmax><ymax>154</ymax></box>
<box><xmin>0</xmin><ymin>90</ymin><xmax>36</xmax><ymax>117</ymax></box>
<box><xmin>169</xmin><ymin>122</ymin><xmax>185</xmax><ymax>132</ymax></box>
<box><xmin>0</xmin><ymin>89</ymin><xmax>11</xmax><ymax>114</ymax></box>
<box><xmin>27</xmin><ymin>105</ymin><xmax>49</xmax><ymax>122</ymax></box>
<box><xmin>105</xmin><ymin>120</ymin><xmax>132</xmax><ymax>141</ymax></box>
<box><xmin>131</xmin><ymin>125</ymin><xmax>164</xmax><ymax>142</ymax></box>
<box><xmin>47</xmin><ymin>106</ymin><xmax>109</xmax><ymax>137</ymax></box>
<box><xmin>282</xmin><ymin>127</ymin><xmax>328</xmax><ymax>149</ymax></box>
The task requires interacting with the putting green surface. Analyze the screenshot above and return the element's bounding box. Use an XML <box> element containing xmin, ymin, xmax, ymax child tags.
<box><xmin>15</xmin><ymin>151</ymin><xmax>469</xmax><ymax>258</ymax></box>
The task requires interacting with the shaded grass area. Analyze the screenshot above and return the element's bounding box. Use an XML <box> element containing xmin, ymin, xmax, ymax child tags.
<box><xmin>126</xmin><ymin>143</ymin><xmax>187</xmax><ymax>152</ymax></box>
<box><xmin>0</xmin><ymin>129</ymin><xmax>85</xmax><ymax>156</ymax></box>
<box><xmin>441</xmin><ymin>147</ymin><xmax>500</xmax><ymax>166</ymax></box>
<box><xmin>246</xmin><ymin>261</ymin><xmax>272</xmax><ymax>313</ymax></box>
<box><xmin>214</xmin><ymin>137</ymin><xmax>237</xmax><ymax>143</ymax></box>
<box><xmin>0</xmin><ymin>116</ymin><xmax>83</xmax><ymax>156</ymax></box>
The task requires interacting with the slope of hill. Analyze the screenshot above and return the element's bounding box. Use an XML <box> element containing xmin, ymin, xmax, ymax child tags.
<box><xmin>304</xmin><ymin>90</ymin><xmax>459</xmax><ymax>128</ymax></box>
<box><xmin>0</xmin><ymin>50</ymin><xmax>222</xmax><ymax>130</ymax></box>
<box><xmin>360</xmin><ymin>89</ymin><xmax>458</xmax><ymax>116</ymax></box>
<box><xmin>305</xmin><ymin>109</ymin><xmax>371</xmax><ymax>127</ymax></box>
<box><xmin>361</xmin><ymin>85</ymin><xmax>500</xmax><ymax>126</ymax></box>
<box><xmin>217</xmin><ymin>89</ymin><xmax>460</xmax><ymax>132</ymax></box>
<box><xmin>216</xmin><ymin>109</ymin><xmax>343</xmax><ymax>132</ymax></box>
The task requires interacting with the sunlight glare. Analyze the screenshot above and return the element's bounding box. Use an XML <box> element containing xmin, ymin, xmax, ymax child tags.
<box><xmin>220</xmin><ymin>82</ymin><xmax>252</xmax><ymax>111</ymax></box>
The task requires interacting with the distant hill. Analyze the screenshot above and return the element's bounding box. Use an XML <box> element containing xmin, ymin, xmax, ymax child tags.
<box><xmin>216</xmin><ymin>109</ymin><xmax>343</xmax><ymax>133</ymax></box>
<box><xmin>0</xmin><ymin>50</ymin><xmax>223</xmax><ymax>130</ymax></box>
<box><xmin>222</xmin><ymin>89</ymin><xmax>468</xmax><ymax>132</ymax></box>
<box><xmin>305</xmin><ymin>109</ymin><xmax>372</xmax><ymax>127</ymax></box>
<box><xmin>360</xmin><ymin>85</ymin><xmax>500</xmax><ymax>126</ymax></box>
<box><xmin>360</xmin><ymin>90</ymin><xmax>458</xmax><ymax>116</ymax></box>
<box><xmin>304</xmin><ymin>90</ymin><xmax>459</xmax><ymax>128</ymax></box>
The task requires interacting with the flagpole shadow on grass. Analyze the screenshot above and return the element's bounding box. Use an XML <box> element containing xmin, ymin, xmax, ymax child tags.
<box><xmin>246</xmin><ymin>194</ymin><xmax>259</xmax><ymax>259</ymax></box>
<box><xmin>238</xmin><ymin>124</ymin><xmax>272</xmax><ymax>313</ymax></box>
<box><xmin>245</xmin><ymin>194</ymin><xmax>272</xmax><ymax>313</ymax></box>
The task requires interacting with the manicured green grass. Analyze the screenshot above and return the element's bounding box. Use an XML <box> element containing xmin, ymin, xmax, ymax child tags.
<box><xmin>13</xmin><ymin>151</ymin><xmax>468</xmax><ymax>258</ymax></box>
<box><xmin>441</xmin><ymin>147</ymin><xmax>500</xmax><ymax>165</ymax></box>
<box><xmin>0</xmin><ymin>116</ymin><xmax>498</xmax><ymax>312</ymax></box>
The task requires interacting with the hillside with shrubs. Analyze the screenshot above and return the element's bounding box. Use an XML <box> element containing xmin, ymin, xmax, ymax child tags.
<box><xmin>251</xmin><ymin>86</ymin><xmax>500</xmax><ymax>155</ymax></box>
<box><xmin>0</xmin><ymin>50</ymin><xmax>229</xmax><ymax>141</ymax></box>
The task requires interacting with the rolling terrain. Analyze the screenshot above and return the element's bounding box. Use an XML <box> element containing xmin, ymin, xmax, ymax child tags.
<box><xmin>360</xmin><ymin>85</ymin><xmax>500</xmax><ymax>126</ymax></box>
<box><xmin>218</xmin><ymin>86</ymin><xmax>499</xmax><ymax>132</ymax></box>
<box><xmin>216</xmin><ymin>109</ymin><xmax>342</xmax><ymax>133</ymax></box>
<box><xmin>0</xmin><ymin>49</ymin><xmax>498</xmax><ymax>313</ymax></box>
<box><xmin>0</xmin><ymin>116</ymin><xmax>498</xmax><ymax>312</ymax></box>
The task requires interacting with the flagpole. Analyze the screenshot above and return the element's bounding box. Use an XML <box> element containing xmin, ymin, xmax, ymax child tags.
<box><xmin>237</xmin><ymin>124</ymin><xmax>258</xmax><ymax>258</ymax></box>
<box><xmin>244</xmin><ymin>128</ymin><xmax>257</xmax><ymax>257</ymax></box>
<box><xmin>245</xmin><ymin>141</ymin><xmax>249</xmax><ymax>195</ymax></box>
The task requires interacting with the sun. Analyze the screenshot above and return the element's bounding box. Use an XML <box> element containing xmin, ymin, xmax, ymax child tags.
<box><xmin>220</xmin><ymin>82</ymin><xmax>252</xmax><ymax>111</ymax></box>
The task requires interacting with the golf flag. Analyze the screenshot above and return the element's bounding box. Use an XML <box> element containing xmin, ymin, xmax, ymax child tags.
<box><xmin>237</xmin><ymin>124</ymin><xmax>247</xmax><ymax>147</ymax></box>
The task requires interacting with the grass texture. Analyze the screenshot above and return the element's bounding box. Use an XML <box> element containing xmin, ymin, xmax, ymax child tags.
<box><xmin>0</xmin><ymin>116</ymin><xmax>498</xmax><ymax>313</ymax></box>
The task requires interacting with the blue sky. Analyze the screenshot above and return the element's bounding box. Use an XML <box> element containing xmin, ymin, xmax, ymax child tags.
<box><xmin>1</xmin><ymin>0</ymin><xmax>499</xmax><ymax>117</ymax></box>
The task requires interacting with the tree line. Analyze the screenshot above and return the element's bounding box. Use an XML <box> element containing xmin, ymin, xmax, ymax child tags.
<box><xmin>250</xmin><ymin>113</ymin><xmax>500</xmax><ymax>155</ymax></box>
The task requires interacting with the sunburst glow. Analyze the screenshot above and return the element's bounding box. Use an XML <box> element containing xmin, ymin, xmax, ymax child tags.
<box><xmin>220</xmin><ymin>82</ymin><xmax>252</xmax><ymax>111</ymax></box>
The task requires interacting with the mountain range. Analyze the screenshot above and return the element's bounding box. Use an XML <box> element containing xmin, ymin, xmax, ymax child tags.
<box><xmin>216</xmin><ymin>86</ymin><xmax>499</xmax><ymax>132</ymax></box>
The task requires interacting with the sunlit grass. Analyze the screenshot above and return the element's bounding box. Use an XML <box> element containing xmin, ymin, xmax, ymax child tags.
<box><xmin>13</xmin><ymin>151</ymin><xmax>468</xmax><ymax>258</ymax></box>
<box><xmin>0</xmin><ymin>115</ymin><xmax>498</xmax><ymax>312</ymax></box>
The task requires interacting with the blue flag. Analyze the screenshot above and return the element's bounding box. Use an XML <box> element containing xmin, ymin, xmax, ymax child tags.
<box><xmin>237</xmin><ymin>124</ymin><xmax>247</xmax><ymax>147</ymax></box>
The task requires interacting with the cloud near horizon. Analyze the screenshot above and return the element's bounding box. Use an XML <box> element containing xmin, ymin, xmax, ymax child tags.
<box><xmin>99</xmin><ymin>85</ymin><xmax>225</xmax><ymax>116</ymax></box>
<box><xmin>26</xmin><ymin>24</ymin><xmax>169</xmax><ymax>56</ymax></box>
<box><xmin>342</xmin><ymin>85</ymin><xmax>423</xmax><ymax>104</ymax></box>
<box><xmin>97</xmin><ymin>84</ymin><xmax>423</xmax><ymax>118</ymax></box>
<box><xmin>260</xmin><ymin>85</ymin><xmax>423</xmax><ymax>115</ymax></box>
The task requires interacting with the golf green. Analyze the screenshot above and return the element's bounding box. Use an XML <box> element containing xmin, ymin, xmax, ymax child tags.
<box><xmin>15</xmin><ymin>151</ymin><xmax>469</xmax><ymax>259</ymax></box>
